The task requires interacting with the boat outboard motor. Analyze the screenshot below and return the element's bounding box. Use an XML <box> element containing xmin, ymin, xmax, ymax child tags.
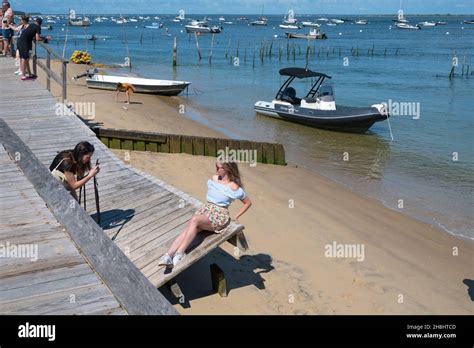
<box><xmin>73</xmin><ymin>68</ymin><xmax>99</xmax><ymax>81</ymax></box>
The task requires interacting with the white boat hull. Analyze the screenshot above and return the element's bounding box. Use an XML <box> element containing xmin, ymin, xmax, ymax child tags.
<box><xmin>86</xmin><ymin>75</ymin><xmax>191</xmax><ymax>96</ymax></box>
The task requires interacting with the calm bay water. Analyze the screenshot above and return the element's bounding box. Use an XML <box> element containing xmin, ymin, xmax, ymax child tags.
<box><xmin>46</xmin><ymin>14</ymin><xmax>473</xmax><ymax>239</ymax></box>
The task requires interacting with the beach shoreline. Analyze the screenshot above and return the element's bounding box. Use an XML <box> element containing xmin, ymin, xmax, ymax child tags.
<box><xmin>36</xmin><ymin>61</ymin><xmax>473</xmax><ymax>314</ymax></box>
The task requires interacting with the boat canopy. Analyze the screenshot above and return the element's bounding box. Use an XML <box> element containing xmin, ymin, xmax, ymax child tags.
<box><xmin>279</xmin><ymin>67</ymin><xmax>331</xmax><ymax>79</ymax></box>
<box><xmin>275</xmin><ymin>67</ymin><xmax>332</xmax><ymax>101</ymax></box>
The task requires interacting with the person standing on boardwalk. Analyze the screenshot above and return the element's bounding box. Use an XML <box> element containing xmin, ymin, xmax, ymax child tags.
<box><xmin>16</xmin><ymin>17</ymin><xmax>46</xmax><ymax>80</ymax></box>
<box><xmin>9</xmin><ymin>15</ymin><xmax>30</xmax><ymax>75</ymax></box>
<box><xmin>158</xmin><ymin>161</ymin><xmax>252</xmax><ymax>269</ymax></box>
<box><xmin>49</xmin><ymin>142</ymin><xmax>100</xmax><ymax>200</ymax></box>
<box><xmin>1</xmin><ymin>1</ymin><xmax>14</xmax><ymax>56</ymax></box>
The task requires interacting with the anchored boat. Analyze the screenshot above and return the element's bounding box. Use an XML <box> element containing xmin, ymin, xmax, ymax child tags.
<box><xmin>86</xmin><ymin>75</ymin><xmax>191</xmax><ymax>96</ymax></box>
<box><xmin>254</xmin><ymin>67</ymin><xmax>389</xmax><ymax>132</ymax></box>
<box><xmin>286</xmin><ymin>28</ymin><xmax>327</xmax><ymax>40</ymax></box>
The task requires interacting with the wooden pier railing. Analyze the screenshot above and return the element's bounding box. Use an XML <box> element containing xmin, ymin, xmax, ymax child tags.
<box><xmin>32</xmin><ymin>41</ymin><xmax>68</xmax><ymax>102</ymax></box>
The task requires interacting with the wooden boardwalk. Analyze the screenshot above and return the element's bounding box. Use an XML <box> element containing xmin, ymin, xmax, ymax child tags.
<box><xmin>0</xmin><ymin>145</ymin><xmax>128</xmax><ymax>314</ymax></box>
<box><xmin>0</xmin><ymin>57</ymin><xmax>246</xmax><ymax>312</ymax></box>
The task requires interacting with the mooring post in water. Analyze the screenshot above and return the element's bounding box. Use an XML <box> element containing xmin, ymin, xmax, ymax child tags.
<box><xmin>449</xmin><ymin>51</ymin><xmax>457</xmax><ymax>79</ymax></box>
<box><xmin>173</xmin><ymin>36</ymin><xmax>177</xmax><ymax>67</ymax></box>
<box><xmin>194</xmin><ymin>32</ymin><xmax>202</xmax><ymax>61</ymax></box>
<box><xmin>225</xmin><ymin>38</ymin><xmax>231</xmax><ymax>59</ymax></box>
<box><xmin>253</xmin><ymin>46</ymin><xmax>256</xmax><ymax>69</ymax></box>
<box><xmin>140</xmin><ymin>30</ymin><xmax>143</xmax><ymax>44</ymax></box>
<box><xmin>209</xmin><ymin>34</ymin><xmax>215</xmax><ymax>65</ymax></box>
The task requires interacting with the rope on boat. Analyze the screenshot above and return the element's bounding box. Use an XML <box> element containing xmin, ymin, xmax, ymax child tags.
<box><xmin>386</xmin><ymin>115</ymin><xmax>394</xmax><ymax>141</ymax></box>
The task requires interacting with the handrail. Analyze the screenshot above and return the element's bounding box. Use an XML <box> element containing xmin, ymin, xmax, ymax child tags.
<box><xmin>31</xmin><ymin>41</ymin><xmax>68</xmax><ymax>102</ymax></box>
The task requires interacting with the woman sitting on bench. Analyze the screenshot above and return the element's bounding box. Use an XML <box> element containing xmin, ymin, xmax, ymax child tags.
<box><xmin>159</xmin><ymin>161</ymin><xmax>252</xmax><ymax>269</ymax></box>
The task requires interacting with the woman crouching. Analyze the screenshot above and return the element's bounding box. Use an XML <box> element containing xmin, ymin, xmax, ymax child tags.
<box><xmin>159</xmin><ymin>161</ymin><xmax>252</xmax><ymax>269</ymax></box>
<box><xmin>49</xmin><ymin>141</ymin><xmax>100</xmax><ymax>200</ymax></box>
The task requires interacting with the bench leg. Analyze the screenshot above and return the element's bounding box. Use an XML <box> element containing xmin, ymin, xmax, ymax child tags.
<box><xmin>166</xmin><ymin>279</ymin><xmax>183</xmax><ymax>299</ymax></box>
<box><xmin>210</xmin><ymin>263</ymin><xmax>227</xmax><ymax>297</ymax></box>
<box><xmin>228</xmin><ymin>230</ymin><xmax>249</xmax><ymax>253</ymax></box>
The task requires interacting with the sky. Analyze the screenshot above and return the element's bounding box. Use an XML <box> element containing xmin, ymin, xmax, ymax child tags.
<box><xmin>10</xmin><ymin>0</ymin><xmax>474</xmax><ymax>15</ymax></box>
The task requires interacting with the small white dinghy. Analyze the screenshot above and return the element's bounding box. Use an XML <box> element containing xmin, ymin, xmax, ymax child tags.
<box><xmin>86</xmin><ymin>75</ymin><xmax>191</xmax><ymax>96</ymax></box>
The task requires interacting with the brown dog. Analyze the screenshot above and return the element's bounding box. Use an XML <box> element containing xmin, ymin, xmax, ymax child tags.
<box><xmin>115</xmin><ymin>82</ymin><xmax>136</xmax><ymax>104</ymax></box>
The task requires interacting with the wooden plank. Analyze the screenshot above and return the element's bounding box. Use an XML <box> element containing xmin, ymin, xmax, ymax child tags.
<box><xmin>169</xmin><ymin>135</ymin><xmax>181</xmax><ymax>153</ymax></box>
<box><xmin>182</xmin><ymin>136</ymin><xmax>193</xmax><ymax>155</ymax></box>
<box><xmin>204</xmin><ymin>138</ymin><xmax>217</xmax><ymax>157</ymax></box>
<box><xmin>193</xmin><ymin>137</ymin><xmax>205</xmax><ymax>156</ymax></box>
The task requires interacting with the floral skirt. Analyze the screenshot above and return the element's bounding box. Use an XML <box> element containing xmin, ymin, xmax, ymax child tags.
<box><xmin>195</xmin><ymin>202</ymin><xmax>231</xmax><ymax>233</ymax></box>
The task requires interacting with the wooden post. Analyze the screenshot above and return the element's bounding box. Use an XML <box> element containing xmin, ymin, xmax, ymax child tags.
<box><xmin>194</xmin><ymin>32</ymin><xmax>202</xmax><ymax>61</ymax></box>
<box><xmin>210</xmin><ymin>263</ymin><xmax>227</xmax><ymax>297</ymax></box>
<box><xmin>46</xmin><ymin>51</ymin><xmax>51</xmax><ymax>92</ymax></box>
<box><xmin>173</xmin><ymin>36</ymin><xmax>177</xmax><ymax>67</ymax></box>
<box><xmin>62</xmin><ymin>61</ymin><xmax>68</xmax><ymax>102</ymax></box>
<box><xmin>32</xmin><ymin>42</ymin><xmax>38</xmax><ymax>77</ymax></box>
<box><xmin>228</xmin><ymin>230</ymin><xmax>249</xmax><ymax>253</ymax></box>
<box><xmin>209</xmin><ymin>34</ymin><xmax>215</xmax><ymax>65</ymax></box>
<box><xmin>166</xmin><ymin>279</ymin><xmax>184</xmax><ymax>299</ymax></box>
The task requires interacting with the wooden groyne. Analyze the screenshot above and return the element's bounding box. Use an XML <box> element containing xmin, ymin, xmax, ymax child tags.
<box><xmin>93</xmin><ymin>127</ymin><xmax>287</xmax><ymax>166</ymax></box>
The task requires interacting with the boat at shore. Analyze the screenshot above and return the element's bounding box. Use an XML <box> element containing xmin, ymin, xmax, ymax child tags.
<box><xmin>463</xmin><ymin>19</ymin><xmax>474</xmax><ymax>24</ymax></box>
<box><xmin>355</xmin><ymin>19</ymin><xmax>368</xmax><ymax>25</ymax></box>
<box><xmin>86</xmin><ymin>75</ymin><xmax>191</xmax><ymax>96</ymax></box>
<box><xmin>286</xmin><ymin>28</ymin><xmax>327</xmax><ymax>40</ymax></box>
<box><xmin>254</xmin><ymin>67</ymin><xmax>388</xmax><ymax>132</ymax></box>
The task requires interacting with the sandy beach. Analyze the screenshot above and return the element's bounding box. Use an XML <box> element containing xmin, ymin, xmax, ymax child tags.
<box><xmin>37</xmin><ymin>61</ymin><xmax>473</xmax><ymax>314</ymax></box>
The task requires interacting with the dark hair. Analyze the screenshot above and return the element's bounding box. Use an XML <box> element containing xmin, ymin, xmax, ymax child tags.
<box><xmin>49</xmin><ymin>150</ymin><xmax>74</xmax><ymax>173</ymax></box>
<box><xmin>221</xmin><ymin>161</ymin><xmax>244</xmax><ymax>188</ymax></box>
<box><xmin>21</xmin><ymin>15</ymin><xmax>29</xmax><ymax>23</ymax></box>
<box><xmin>115</xmin><ymin>82</ymin><xmax>123</xmax><ymax>91</ymax></box>
<box><xmin>35</xmin><ymin>17</ymin><xmax>43</xmax><ymax>26</ymax></box>
<box><xmin>73</xmin><ymin>141</ymin><xmax>95</xmax><ymax>172</ymax></box>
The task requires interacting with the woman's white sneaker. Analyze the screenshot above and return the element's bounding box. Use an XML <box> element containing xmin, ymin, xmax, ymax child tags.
<box><xmin>158</xmin><ymin>253</ymin><xmax>174</xmax><ymax>268</ymax></box>
<box><xmin>172</xmin><ymin>252</ymin><xmax>186</xmax><ymax>267</ymax></box>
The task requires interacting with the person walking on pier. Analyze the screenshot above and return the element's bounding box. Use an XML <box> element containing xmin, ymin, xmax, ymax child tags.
<box><xmin>49</xmin><ymin>142</ymin><xmax>100</xmax><ymax>200</ymax></box>
<box><xmin>158</xmin><ymin>161</ymin><xmax>252</xmax><ymax>269</ymax></box>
